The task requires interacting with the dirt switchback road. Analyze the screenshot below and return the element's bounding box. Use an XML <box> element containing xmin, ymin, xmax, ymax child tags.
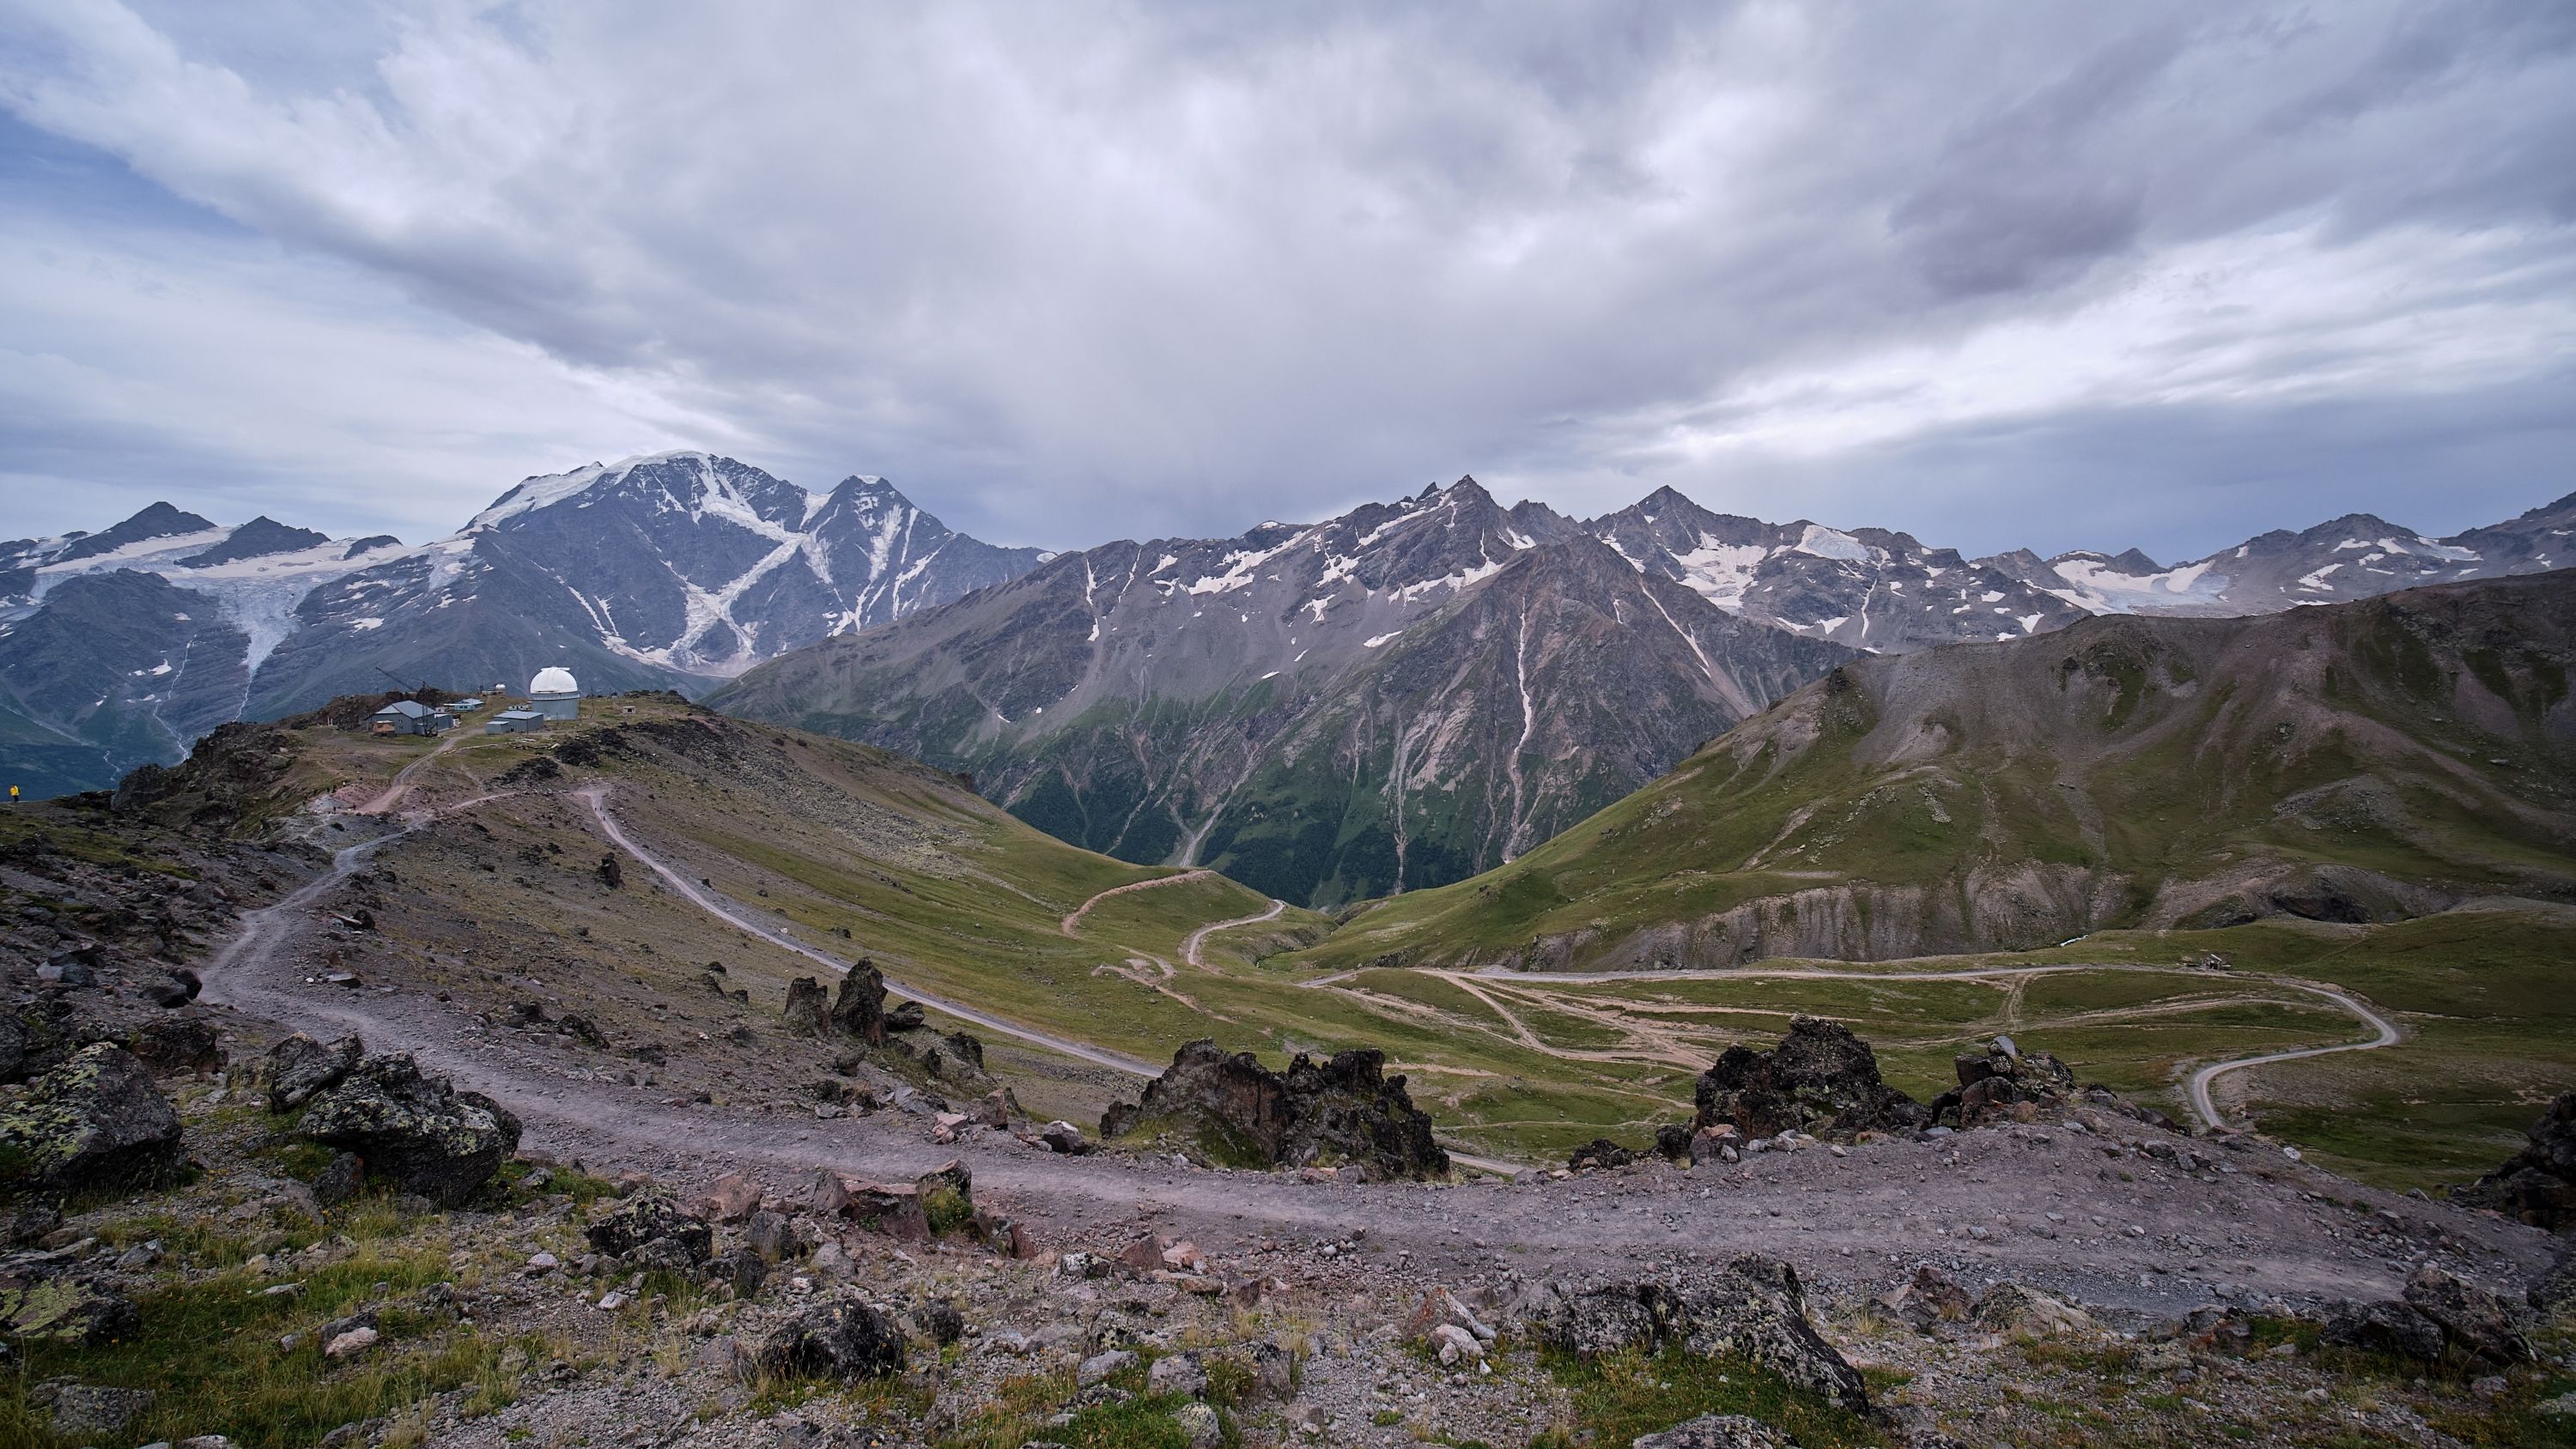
<box><xmin>195</xmin><ymin>788</ymin><xmax>2549</xmax><ymax>1326</ymax></box>
<box><xmin>1060</xmin><ymin>870</ymin><xmax>1216</xmax><ymax>936</ymax></box>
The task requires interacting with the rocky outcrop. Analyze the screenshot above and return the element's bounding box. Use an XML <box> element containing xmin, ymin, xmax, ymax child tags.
<box><xmin>295</xmin><ymin>1052</ymin><xmax>522</xmax><ymax>1206</ymax></box>
<box><xmin>1567</xmin><ymin>1138</ymin><xmax>1638</xmax><ymax>1172</ymax></box>
<box><xmin>2401</xmin><ymin>1265</ymin><xmax>2530</xmax><ymax>1365</ymax></box>
<box><xmin>1101</xmin><ymin>1040</ymin><xmax>1449</xmax><ymax>1179</ymax></box>
<box><xmin>781</xmin><ymin>978</ymin><xmax>829</xmax><ymax>1036</ymax></box>
<box><xmin>2454</xmin><ymin>1090</ymin><xmax>2576</xmax><ymax>1233</ymax></box>
<box><xmin>1928</xmin><ymin>1036</ymin><xmax>2073</xmax><ymax>1128</ymax></box>
<box><xmin>0</xmin><ymin>1268</ymin><xmax>138</xmax><ymax>1346</ymax></box>
<box><xmin>586</xmin><ymin>1190</ymin><xmax>714</xmax><ymax>1270</ymax></box>
<box><xmin>829</xmin><ymin>963</ymin><xmax>889</xmax><ymax>1046</ymax></box>
<box><xmin>756</xmin><ymin>1296</ymin><xmax>907</xmax><ymax>1380</ymax></box>
<box><xmin>1527</xmin><ymin>1255</ymin><xmax>1868</xmax><ymax>1413</ymax></box>
<box><xmin>1692</xmin><ymin>1018</ymin><xmax>1923</xmax><ymax>1141</ymax></box>
<box><xmin>262</xmin><ymin>1033</ymin><xmax>362</xmax><ymax>1113</ymax></box>
<box><xmin>0</xmin><ymin>1044</ymin><xmax>184</xmax><ymax>1194</ymax></box>
<box><xmin>2321</xmin><ymin>1298</ymin><xmax>2445</xmax><ymax>1361</ymax></box>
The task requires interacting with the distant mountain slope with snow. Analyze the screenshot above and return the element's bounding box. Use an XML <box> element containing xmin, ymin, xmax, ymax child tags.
<box><xmin>0</xmin><ymin>452</ymin><xmax>1048</xmax><ymax>796</ymax></box>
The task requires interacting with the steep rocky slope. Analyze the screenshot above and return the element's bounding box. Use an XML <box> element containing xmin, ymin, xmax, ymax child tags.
<box><xmin>714</xmin><ymin>483</ymin><xmax>1854</xmax><ymax>904</ymax></box>
<box><xmin>1297</xmin><ymin>570</ymin><xmax>2576</xmax><ymax>970</ymax></box>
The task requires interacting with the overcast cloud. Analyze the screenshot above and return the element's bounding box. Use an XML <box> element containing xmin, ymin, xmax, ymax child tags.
<box><xmin>0</xmin><ymin>0</ymin><xmax>2570</xmax><ymax>561</ymax></box>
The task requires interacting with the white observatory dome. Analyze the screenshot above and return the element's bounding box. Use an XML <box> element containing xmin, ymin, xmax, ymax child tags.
<box><xmin>529</xmin><ymin>666</ymin><xmax>579</xmax><ymax>695</ymax></box>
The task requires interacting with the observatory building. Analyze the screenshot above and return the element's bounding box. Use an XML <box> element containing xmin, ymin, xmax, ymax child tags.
<box><xmin>528</xmin><ymin>666</ymin><xmax>581</xmax><ymax>721</ymax></box>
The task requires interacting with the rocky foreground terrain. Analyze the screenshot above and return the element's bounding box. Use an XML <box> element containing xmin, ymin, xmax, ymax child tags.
<box><xmin>0</xmin><ymin>716</ymin><xmax>2572</xmax><ymax>1446</ymax></box>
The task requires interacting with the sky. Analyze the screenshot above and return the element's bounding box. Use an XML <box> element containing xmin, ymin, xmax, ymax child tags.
<box><xmin>1</xmin><ymin>1</ymin><xmax>2571</xmax><ymax>565</ymax></box>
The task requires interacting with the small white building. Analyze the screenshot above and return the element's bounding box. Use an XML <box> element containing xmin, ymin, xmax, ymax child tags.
<box><xmin>528</xmin><ymin>666</ymin><xmax>581</xmax><ymax>721</ymax></box>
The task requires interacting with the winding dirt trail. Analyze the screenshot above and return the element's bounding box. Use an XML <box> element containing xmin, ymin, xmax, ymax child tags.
<box><xmin>578</xmin><ymin>786</ymin><xmax>1157</xmax><ymax>1077</ymax></box>
<box><xmin>1059</xmin><ymin>869</ymin><xmax>1216</xmax><ymax>936</ymax></box>
<box><xmin>2188</xmin><ymin>987</ymin><xmax>2403</xmax><ymax>1132</ymax></box>
<box><xmin>1182</xmin><ymin>898</ymin><xmax>1285</xmax><ymax>967</ymax></box>
<box><xmin>355</xmin><ymin>728</ymin><xmax>470</xmax><ymax>815</ymax></box>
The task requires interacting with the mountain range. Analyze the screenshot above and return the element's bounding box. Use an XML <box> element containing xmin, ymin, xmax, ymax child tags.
<box><xmin>0</xmin><ymin>452</ymin><xmax>1045</xmax><ymax>797</ymax></box>
<box><xmin>6</xmin><ymin>452</ymin><xmax>2567</xmax><ymax>897</ymax></box>
<box><xmin>713</xmin><ymin>479</ymin><xmax>2576</xmax><ymax>906</ymax></box>
<box><xmin>1291</xmin><ymin>568</ymin><xmax>2576</xmax><ymax>971</ymax></box>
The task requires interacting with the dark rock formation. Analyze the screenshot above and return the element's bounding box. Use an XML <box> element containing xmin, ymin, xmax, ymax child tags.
<box><xmin>1929</xmin><ymin>1035</ymin><xmax>2075</xmax><ymax>1128</ymax></box>
<box><xmin>295</xmin><ymin>1052</ymin><xmax>522</xmax><ymax>1206</ymax></box>
<box><xmin>1100</xmin><ymin>1039</ymin><xmax>1449</xmax><ymax>1179</ymax></box>
<box><xmin>586</xmin><ymin>1190</ymin><xmax>714</xmax><ymax>1266</ymax></box>
<box><xmin>1692</xmin><ymin>1017</ymin><xmax>1924</xmax><ymax>1141</ymax></box>
<box><xmin>756</xmin><ymin>1296</ymin><xmax>907</xmax><ymax>1379</ymax></box>
<box><xmin>1528</xmin><ymin>1255</ymin><xmax>1868</xmax><ymax>1413</ymax></box>
<box><xmin>0</xmin><ymin>1044</ymin><xmax>185</xmax><ymax>1194</ymax></box>
<box><xmin>2454</xmin><ymin>1090</ymin><xmax>2576</xmax><ymax>1233</ymax></box>
<box><xmin>1567</xmin><ymin>1138</ymin><xmax>1638</xmax><ymax>1172</ymax></box>
<box><xmin>2402</xmin><ymin>1265</ymin><xmax>2530</xmax><ymax>1364</ymax></box>
<box><xmin>884</xmin><ymin>1001</ymin><xmax>927</xmax><ymax>1032</ymax></box>
<box><xmin>2321</xmin><ymin>1299</ymin><xmax>2446</xmax><ymax>1361</ymax></box>
<box><xmin>264</xmin><ymin>1033</ymin><xmax>362</xmax><ymax>1113</ymax></box>
<box><xmin>2531</xmin><ymin>1242</ymin><xmax>2575</xmax><ymax>1314</ymax></box>
<box><xmin>829</xmin><ymin>962</ymin><xmax>888</xmax><ymax>1046</ymax></box>
<box><xmin>0</xmin><ymin>1269</ymin><xmax>138</xmax><ymax>1346</ymax></box>
<box><xmin>125</xmin><ymin>1017</ymin><xmax>220</xmax><ymax>1076</ymax></box>
<box><xmin>781</xmin><ymin>978</ymin><xmax>829</xmax><ymax>1036</ymax></box>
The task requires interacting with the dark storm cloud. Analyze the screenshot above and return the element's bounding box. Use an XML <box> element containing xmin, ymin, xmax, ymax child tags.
<box><xmin>0</xmin><ymin>0</ymin><xmax>2569</xmax><ymax>561</ymax></box>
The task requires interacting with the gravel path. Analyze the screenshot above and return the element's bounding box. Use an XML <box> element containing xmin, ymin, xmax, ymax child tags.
<box><xmin>1182</xmin><ymin>898</ymin><xmax>1286</xmax><ymax>967</ymax></box>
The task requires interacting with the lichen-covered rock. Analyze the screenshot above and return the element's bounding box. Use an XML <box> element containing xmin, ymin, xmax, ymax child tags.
<box><xmin>1099</xmin><ymin>1039</ymin><xmax>1449</xmax><ymax>1179</ymax></box>
<box><xmin>1631</xmin><ymin>1415</ymin><xmax>1796</xmax><ymax>1449</ymax></box>
<box><xmin>0</xmin><ymin>1270</ymin><xmax>139</xmax><ymax>1346</ymax></box>
<box><xmin>125</xmin><ymin>1016</ymin><xmax>222</xmax><ymax>1076</ymax></box>
<box><xmin>295</xmin><ymin>1052</ymin><xmax>520</xmax><ymax>1206</ymax></box>
<box><xmin>1693</xmin><ymin>1017</ymin><xmax>1924</xmax><ymax>1141</ymax></box>
<box><xmin>828</xmin><ymin>962</ymin><xmax>889</xmax><ymax>1046</ymax></box>
<box><xmin>585</xmin><ymin>1189</ymin><xmax>714</xmax><ymax>1264</ymax></box>
<box><xmin>0</xmin><ymin>1043</ymin><xmax>184</xmax><ymax>1193</ymax></box>
<box><xmin>1972</xmin><ymin>1282</ymin><xmax>2093</xmax><ymax>1337</ymax></box>
<box><xmin>263</xmin><ymin>1033</ymin><xmax>361</xmax><ymax>1113</ymax></box>
<box><xmin>2455</xmin><ymin>1091</ymin><xmax>2576</xmax><ymax>1233</ymax></box>
<box><xmin>2403</xmin><ymin>1265</ymin><xmax>2530</xmax><ymax>1364</ymax></box>
<box><xmin>1532</xmin><ymin>1256</ymin><xmax>1868</xmax><ymax>1413</ymax></box>
<box><xmin>756</xmin><ymin>1295</ymin><xmax>906</xmax><ymax>1379</ymax></box>
<box><xmin>2534</xmin><ymin>1242</ymin><xmax>2576</xmax><ymax>1316</ymax></box>
<box><xmin>2321</xmin><ymin>1298</ymin><xmax>2445</xmax><ymax>1361</ymax></box>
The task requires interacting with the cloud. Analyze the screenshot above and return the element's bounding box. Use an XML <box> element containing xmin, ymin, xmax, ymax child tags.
<box><xmin>0</xmin><ymin>0</ymin><xmax>2569</xmax><ymax>559</ymax></box>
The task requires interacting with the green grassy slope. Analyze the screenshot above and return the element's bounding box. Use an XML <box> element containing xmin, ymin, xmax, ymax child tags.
<box><xmin>1286</xmin><ymin>571</ymin><xmax>2576</xmax><ymax>974</ymax></box>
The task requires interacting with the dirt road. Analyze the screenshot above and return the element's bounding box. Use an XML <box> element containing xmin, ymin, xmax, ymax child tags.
<box><xmin>2188</xmin><ymin>986</ymin><xmax>2403</xmax><ymax>1131</ymax></box>
<box><xmin>1060</xmin><ymin>869</ymin><xmax>1216</xmax><ymax>936</ymax></box>
<box><xmin>1182</xmin><ymin>898</ymin><xmax>1285</xmax><ymax>967</ymax></box>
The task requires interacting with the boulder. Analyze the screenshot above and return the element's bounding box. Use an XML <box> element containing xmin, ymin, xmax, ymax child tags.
<box><xmin>1687</xmin><ymin>1125</ymin><xmax>1741</xmax><ymax>1167</ymax></box>
<box><xmin>781</xmin><ymin>978</ymin><xmax>829</xmax><ymax>1037</ymax></box>
<box><xmin>263</xmin><ymin>1033</ymin><xmax>362</xmax><ymax>1113</ymax></box>
<box><xmin>2454</xmin><ymin>1091</ymin><xmax>2576</xmax><ymax>1233</ymax></box>
<box><xmin>941</xmin><ymin>1030</ymin><xmax>985</xmax><ymax>1074</ymax></box>
<box><xmin>704</xmin><ymin>1246</ymin><xmax>768</xmax><ymax>1298</ymax></box>
<box><xmin>1099</xmin><ymin>1039</ymin><xmax>1449</xmax><ymax>1179</ymax></box>
<box><xmin>1875</xmin><ymin>1265</ymin><xmax>1971</xmax><ymax>1330</ymax></box>
<box><xmin>2321</xmin><ymin>1299</ymin><xmax>2445</xmax><ymax>1361</ymax></box>
<box><xmin>1039</xmin><ymin>1120</ymin><xmax>1093</xmax><ymax>1155</ymax></box>
<box><xmin>0</xmin><ymin>1270</ymin><xmax>138</xmax><ymax>1345</ymax></box>
<box><xmin>1532</xmin><ymin>1256</ymin><xmax>1868</xmax><ymax>1413</ymax></box>
<box><xmin>744</xmin><ymin>1210</ymin><xmax>805</xmax><ymax>1263</ymax></box>
<box><xmin>913</xmin><ymin>1300</ymin><xmax>966</xmax><ymax>1346</ymax></box>
<box><xmin>828</xmin><ymin>962</ymin><xmax>889</xmax><ymax>1046</ymax></box>
<box><xmin>1631</xmin><ymin>1416</ymin><xmax>1796</xmax><ymax>1449</ymax></box>
<box><xmin>1929</xmin><ymin>1037</ymin><xmax>2087</xmax><ymax>1128</ymax></box>
<box><xmin>125</xmin><ymin>1017</ymin><xmax>222</xmax><ymax>1076</ymax></box>
<box><xmin>2403</xmin><ymin>1265</ymin><xmax>2530</xmax><ymax>1364</ymax></box>
<box><xmin>1653</xmin><ymin>1124</ymin><xmax>1695</xmax><ymax>1162</ymax></box>
<box><xmin>0</xmin><ymin>1013</ymin><xmax>23</xmax><ymax>1083</ymax></box>
<box><xmin>689</xmin><ymin>1172</ymin><xmax>762</xmax><ymax>1223</ymax></box>
<box><xmin>0</xmin><ymin>1043</ymin><xmax>185</xmax><ymax>1193</ymax></box>
<box><xmin>884</xmin><ymin>1001</ymin><xmax>927</xmax><ymax>1033</ymax></box>
<box><xmin>1692</xmin><ymin>1018</ymin><xmax>1924</xmax><ymax>1141</ymax></box>
<box><xmin>1972</xmin><ymin>1282</ymin><xmax>2093</xmax><ymax>1337</ymax></box>
<box><xmin>34</xmin><ymin>1381</ymin><xmax>154</xmax><ymax>1440</ymax></box>
<box><xmin>756</xmin><ymin>1296</ymin><xmax>906</xmax><ymax>1379</ymax></box>
<box><xmin>1569</xmin><ymin>1138</ymin><xmax>1639</xmax><ymax>1172</ymax></box>
<box><xmin>294</xmin><ymin>1052</ymin><xmax>521</xmax><ymax>1206</ymax></box>
<box><xmin>585</xmin><ymin>1189</ymin><xmax>714</xmax><ymax>1265</ymax></box>
<box><xmin>2532</xmin><ymin>1242</ymin><xmax>2576</xmax><ymax>1316</ymax></box>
